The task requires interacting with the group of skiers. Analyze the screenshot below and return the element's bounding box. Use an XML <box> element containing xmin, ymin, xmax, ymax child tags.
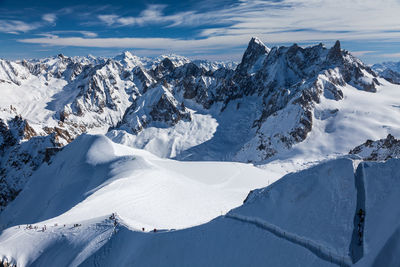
<box><xmin>22</xmin><ymin>213</ymin><xmax>160</xmax><ymax>234</ymax></box>
<box><xmin>23</xmin><ymin>223</ymin><xmax>78</xmax><ymax>232</ymax></box>
<box><xmin>24</xmin><ymin>224</ymin><xmax>46</xmax><ymax>232</ymax></box>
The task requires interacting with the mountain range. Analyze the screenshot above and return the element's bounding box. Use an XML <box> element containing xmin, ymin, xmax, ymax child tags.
<box><xmin>1</xmin><ymin>38</ymin><xmax>400</xmax><ymax>266</ymax></box>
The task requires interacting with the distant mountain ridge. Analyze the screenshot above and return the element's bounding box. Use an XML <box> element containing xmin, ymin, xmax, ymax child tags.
<box><xmin>372</xmin><ymin>61</ymin><xmax>400</xmax><ymax>84</ymax></box>
<box><xmin>0</xmin><ymin>37</ymin><xmax>397</xmax><ymax>210</ymax></box>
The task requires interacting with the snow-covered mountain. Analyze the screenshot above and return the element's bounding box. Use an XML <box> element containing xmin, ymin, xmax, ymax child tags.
<box><xmin>372</xmin><ymin>61</ymin><xmax>400</xmax><ymax>84</ymax></box>
<box><xmin>1</xmin><ymin>137</ymin><xmax>399</xmax><ymax>266</ymax></box>
<box><xmin>2</xmin><ymin>37</ymin><xmax>400</xmax><ymax>210</ymax></box>
<box><xmin>349</xmin><ymin>134</ymin><xmax>400</xmax><ymax>161</ymax></box>
<box><xmin>1</xmin><ymin>37</ymin><xmax>400</xmax><ymax>266</ymax></box>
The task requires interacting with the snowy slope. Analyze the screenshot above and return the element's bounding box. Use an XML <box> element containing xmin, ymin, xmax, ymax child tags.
<box><xmin>0</xmin><ymin>38</ymin><xmax>396</xmax><ymax>167</ymax></box>
<box><xmin>354</xmin><ymin>159</ymin><xmax>400</xmax><ymax>266</ymax></box>
<box><xmin>261</xmin><ymin>79</ymin><xmax>400</xmax><ymax>166</ymax></box>
<box><xmin>0</xmin><ymin>134</ymin><xmax>277</xmax><ymax>231</ymax></box>
<box><xmin>1</xmin><ymin>156</ymin><xmax>400</xmax><ymax>266</ymax></box>
<box><xmin>1</xmin><ymin>38</ymin><xmax>400</xmax><ymax>266</ymax></box>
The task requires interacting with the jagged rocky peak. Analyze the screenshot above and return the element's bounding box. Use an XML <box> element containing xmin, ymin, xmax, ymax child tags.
<box><xmin>69</xmin><ymin>59</ymin><xmax>125</xmax><ymax>116</ymax></box>
<box><xmin>327</xmin><ymin>40</ymin><xmax>342</xmax><ymax>62</ymax></box>
<box><xmin>0</xmin><ymin>59</ymin><xmax>30</xmax><ymax>85</ymax></box>
<box><xmin>57</xmin><ymin>53</ymin><xmax>67</xmax><ymax>59</ymax></box>
<box><xmin>236</xmin><ymin>37</ymin><xmax>270</xmax><ymax>75</ymax></box>
<box><xmin>150</xmin><ymin>91</ymin><xmax>191</xmax><ymax>124</ymax></box>
<box><xmin>152</xmin><ymin>57</ymin><xmax>177</xmax><ymax>79</ymax></box>
<box><xmin>325</xmin><ymin>40</ymin><xmax>380</xmax><ymax>92</ymax></box>
<box><xmin>160</xmin><ymin>57</ymin><xmax>175</xmax><ymax>71</ymax></box>
<box><xmin>229</xmin><ymin>40</ymin><xmax>384</xmax><ymax>162</ymax></box>
<box><xmin>115</xmin><ymin>85</ymin><xmax>191</xmax><ymax>134</ymax></box>
<box><xmin>349</xmin><ymin>134</ymin><xmax>400</xmax><ymax>161</ymax></box>
<box><xmin>114</xmin><ymin>51</ymin><xmax>144</xmax><ymax>69</ymax></box>
<box><xmin>117</xmin><ymin>51</ymin><xmax>134</xmax><ymax>59</ymax></box>
<box><xmin>0</xmin><ymin>116</ymin><xmax>37</xmax><ymax>151</ymax></box>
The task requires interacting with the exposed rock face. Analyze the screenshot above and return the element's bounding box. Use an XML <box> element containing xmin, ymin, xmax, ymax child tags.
<box><xmin>115</xmin><ymin>86</ymin><xmax>192</xmax><ymax>134</ymax></box>
<box><xmin>227</xmin><ymin>40</ymin><xmax>377</xmax><ymax>161</ymax></box>
<box><xmin>349</xmin><ymin>134</ymin><xmax>400</xmax><ymax>161</ymax></box>
<box><xmin>0</xmin><ymin>117</ymin><xmax>59</xmax><ymax>210</ymax></box>
<box><xmin>0</xmin><ymin>38</ymin><xmax>389</xmax><ymax>209</ymax></box>
<box><xmin>0</xmin><ymin>116</ymin><xmax>37</xmax><ymax>150</ymax></box>
<box><xmin>236</xmin><ymin>37</ymin><xmax>270</xmax><ymax>75</ymax></box>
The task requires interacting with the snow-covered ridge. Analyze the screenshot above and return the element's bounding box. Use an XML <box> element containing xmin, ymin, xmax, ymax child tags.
<box><xmin>372</xmin><ymin>61</ymin><xmax>400</xmax><ymax>84</ymax></box>
<box><xmin>349</xmin><ymin>134</ymin><xmax>400</xmax><ymax>161</ymax></box>
<box><xmin>1</xmin><ymin>148</ymin><xmax>399</xmax><ymax>266</ymax></box>
<box><xmin>0</xmin><ymin>37</ymin><xmax>400</xmax><ymax>212</ymax></box>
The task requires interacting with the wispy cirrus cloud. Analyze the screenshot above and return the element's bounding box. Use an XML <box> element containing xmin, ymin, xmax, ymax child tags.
<box><xmin>42</xmin><ymin>14</ymin><xmax>57</xmax><ymax>24</ymax></box>
<box><xmin>0</xmin><ymin>12</ymin><xmax>57</xmax><ymax>34</ymax></box>
<box><xmin>350</xmin><ymin>51</ymin><xmax>377</xmax><ymax>57</ymax></box>
<box><xmin>10</xmin><ymin>0</ymin><xmax>400</xmax><ymax>62</ymax></box>
<box><xmin>381</xmin><ymin>53</ymin><xmax>400</xmax><ymax>58</ymax></box>
<box><xmin>98</xmin><ymin>5</ymin><xmax>169</xmax><ymax>27</ymax></box>
<box><xmin>88</xmin><ymin>0</ymin><xmax>400</xmax><ymax>45</ymax></box>
<box><xmin>48</xmin><ymin>30</ymin><xmax>98</xmax><ymax>38</ymax></box>
<box><xmin>97</xmin><ymin>4</ymin><xmax>235</xmax><ymax>28</ymax></box>
<box><xmin>0</xmin><ymin>20</ymin><xmax>40</xmax><ymax>34</ymax></box>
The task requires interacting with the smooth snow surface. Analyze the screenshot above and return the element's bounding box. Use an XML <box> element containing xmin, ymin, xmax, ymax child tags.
<box><xmin>0</xmin><ymin>134</ymin><xmax>275</xmax><ymax>231</ymax></box>
<box><xmin>3</xmin><ymin>157</ymin><xmax>400</xmax><ymax>266</ymax></box>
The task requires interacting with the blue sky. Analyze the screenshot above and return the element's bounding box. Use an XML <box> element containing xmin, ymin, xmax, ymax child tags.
<box><xmin>0</xmin><ymin>0</ymin><xmax>400</xmax><ymax>64</ymax></box>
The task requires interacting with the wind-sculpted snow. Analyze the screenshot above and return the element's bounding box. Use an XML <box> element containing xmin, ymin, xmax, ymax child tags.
<box><xmin>2</xmin><ymin>157</ymin><xmax>400</xmax><ymax>266</ymax></box>
<box><xmin>0</xmin><ymin>134</ymin><xmax>272</xmax><ymax>230</ymax></box>
<box><xmin>235</xmin><ymin>158</ymin><xmax>357</xmax><ymax>257</ymax></box>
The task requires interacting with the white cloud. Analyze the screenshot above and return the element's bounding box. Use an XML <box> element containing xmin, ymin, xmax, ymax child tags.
<box><xmin>98</xmin><ymin>15</ymin><xmax>120</xmax><ymax>26</ymax></box>
<box><xmin>42</xmin><ymin>13</ymin><xmax>57</xmax><ymax>24</ymax></box>
<box><xmin>97</xmin><ymin>5</ymin><xmax>169</xmax><ymax>27</ymax></box>
<box><xmin>81</xmin><ymin>31</ymin><xmax>98</xmax><ymax>38</ymax></box>
<box><xmin>350</xmin><ymin>51</ymin><xmax>376</xmax><ymax>57</ymax></box>
<box><xmin>0</xmin><ymin>13</ymin><xmax>58</xmax><ymax>34</ymax></box>
<box><xmin>96</xmin><ymin>0</ymin><xmax>400</xmax><ymax>43</ymax></box>
<box><xmin>97</xmin><ymin>4</ymin><xmax>211</xmax><ymax>27</ymax></box>
<box><xmin>381</xmin><ymin>53</ymin><xmax>400</xmax><ymax>58</ymax></box>
<box><xmin>0</xmin><ymin>20</ymin><xmax>40</xmax><ymax>34</ymax></box>
<box><xmin>15</xmin><ymin>0</ymin><xmax>400</xmax><ymax>61</ymax></box>
<box><xmin>18</xmin><ymin>36</ymin><xmax>239</xmax><ymax>50</ymax></box>
<box><xmin>47</xmin><ymin>30</ymin><xmax>98</xmax><ymax>38</ymax></box>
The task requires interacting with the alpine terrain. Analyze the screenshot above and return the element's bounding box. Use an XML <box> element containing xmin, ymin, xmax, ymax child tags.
<box><xmin>1</xmin><ymin>38</ymin><xmax>400</xmax><ymax>266</ymax></box>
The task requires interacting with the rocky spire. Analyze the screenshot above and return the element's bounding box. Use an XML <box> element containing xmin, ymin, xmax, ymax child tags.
<box><xmin>327</xmin><ymin>40</ymin><xmax>343</xmax><ymax>63</ymax></box>
<box><xmin>236</xmin><ymin>37</ymin><xmax>270</xmax><ymax>75</ymax></box>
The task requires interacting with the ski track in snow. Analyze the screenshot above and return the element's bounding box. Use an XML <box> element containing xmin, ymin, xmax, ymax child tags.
<box><xmin>226</xmin><ymin>213</ymin><xmax>353</xmax><ymax>267</ymax></box>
